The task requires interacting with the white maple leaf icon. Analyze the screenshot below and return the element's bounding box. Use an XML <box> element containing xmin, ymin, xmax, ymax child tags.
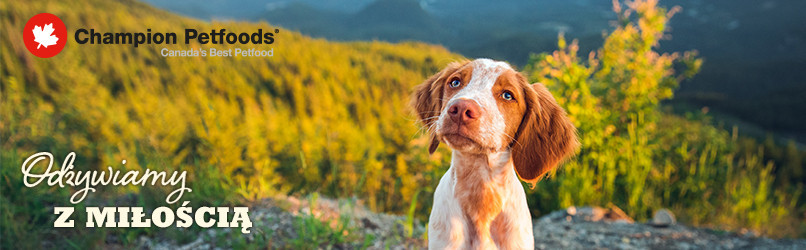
<box><xmin>32</xmin><ymin>23</ymin><xmax>58</xmax><ymax>49</ymax></box>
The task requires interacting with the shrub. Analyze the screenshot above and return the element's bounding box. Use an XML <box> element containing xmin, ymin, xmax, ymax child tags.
<box><xmin>523</xmin><ymin>0</ymin><xmax>800</xmax><ymax>236</ymax></box>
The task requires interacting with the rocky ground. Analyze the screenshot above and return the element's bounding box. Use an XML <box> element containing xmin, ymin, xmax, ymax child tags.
<box><xmin>534</xmin><ymin>206</ymin><xmax>806</xmax><ymax>249</ymax></box>
<box><xmin>138</xmin><ymin>196</ymin><xmax>806</xmax><ymax>249</ymax></box>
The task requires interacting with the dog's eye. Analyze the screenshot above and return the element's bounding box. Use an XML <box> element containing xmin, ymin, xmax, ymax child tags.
<box><xmin>448</xmin><ymin>79</ymin><xmax>461</xmax><ymax>88</ymax></box>
<box><xmin>501</xmin><ymin>91</ymin><xmax>514</xmax><ymax>101</ymax></box>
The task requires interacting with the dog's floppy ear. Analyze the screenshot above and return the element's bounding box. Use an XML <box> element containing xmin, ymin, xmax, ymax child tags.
<box><xmin>511</xmin><ymin>78</ymin><xmax>579</xmax><ymax>186</ymax></box>
<box><xmin>411</xmin><ymin>61</ymin><xmax>466</xmax><ymax>154</ymax></box>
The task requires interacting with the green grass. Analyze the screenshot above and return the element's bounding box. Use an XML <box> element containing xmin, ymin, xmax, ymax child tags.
<box><xmin>289</xmin><ymin>193</ymin><xmax>364</xmax><ymax>249</ymax></box>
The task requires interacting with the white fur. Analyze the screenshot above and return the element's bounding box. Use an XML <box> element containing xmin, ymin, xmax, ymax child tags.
<box><xmin>427</xmin><ymin>59</ymin><xmax>535</xmax><ymax>249</ymax></box>
<box><xmin>428</xmin><ymin>151</ymin><xmax>535</xmax><ymax>249</ymax></box>
<box><xmin>436</xmin><ymin>59</ymin><xmax>512</xmax><ymax>150</ymax></box>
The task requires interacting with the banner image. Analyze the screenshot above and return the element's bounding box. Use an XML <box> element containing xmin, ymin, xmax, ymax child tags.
<box><xmin>2</xmin><ymin>0</ymin><xmax>805</xmax><ymax>249</ymax></box>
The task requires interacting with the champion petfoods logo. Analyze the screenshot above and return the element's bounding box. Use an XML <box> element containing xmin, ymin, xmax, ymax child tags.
<box><xmin>23</xmin><ymin>13</ymin><xmax>67</xmax><ymax>58</ymax></box>
<box><xmin>22</xmin><ymin>13</ymin><xmax>278</xmax><ymax>59</ymax></box>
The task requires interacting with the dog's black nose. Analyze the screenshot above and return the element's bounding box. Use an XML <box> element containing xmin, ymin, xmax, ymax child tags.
<box><xmin>448</xmin><ymin>99</ymin><xmax>480</xmax><ymax>124</ymax></box>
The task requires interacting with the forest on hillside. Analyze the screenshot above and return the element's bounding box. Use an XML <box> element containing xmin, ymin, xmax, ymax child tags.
<box><xmin>144</xmin><ymin>0</ymin><xmax>806</xmax><ymax>140</ymax></box>
<box><xmin>1</xmin><ymin>0</ymin><xmax>804</xmax><ymax>248</ymax></box>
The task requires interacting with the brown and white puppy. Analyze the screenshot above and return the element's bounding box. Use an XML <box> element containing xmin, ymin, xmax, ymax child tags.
<box><xmin>412</xmin><ymin>59</ymin><xmax>578</xmax><ymax>249</ymax></box>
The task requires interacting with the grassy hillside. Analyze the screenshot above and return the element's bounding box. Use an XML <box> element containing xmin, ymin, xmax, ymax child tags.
<box><xmin>172</xmin><ymin>0</ymin><xmax>806</xmax><ymax>142</ymax></box>
<box><xmin>1</xmin><ymin>0</ymin><xmax>803</xmax><ymax>248</ymax></box>
<box><xmin>1</xmin><ymin>0</ymin><xmax>461</xmax><ymax>247</ymax></box>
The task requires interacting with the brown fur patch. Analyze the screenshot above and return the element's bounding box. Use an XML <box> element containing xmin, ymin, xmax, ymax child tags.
<box><xmin>453</xmin><ymin>154</ymin><xmax>511</xmax><ymax>246</ymax></box>
<box><xmin>410</xmin><ymin>61</ymin><xmax>470</xmax><ymax>154</ymax></box>
<box><xmin>493</xmin><ymin>70</ymin><xmax>529</xmax><ymax>148</ymax></box>
<box><xmin>511</xmin><ymin>78</ymin><xmax>580</xmax><ymax>185</ymax></box>
<box><xmin>490</xmin><ymin>212</ymin><xmax>512</xmax><ymax>244</ymax></box>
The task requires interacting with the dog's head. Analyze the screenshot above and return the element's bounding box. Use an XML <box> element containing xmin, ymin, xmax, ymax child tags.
<box><xmin>412</xmin><ymin>59</ymin><xmax>578</xmax><ymax>184</ymax></box>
